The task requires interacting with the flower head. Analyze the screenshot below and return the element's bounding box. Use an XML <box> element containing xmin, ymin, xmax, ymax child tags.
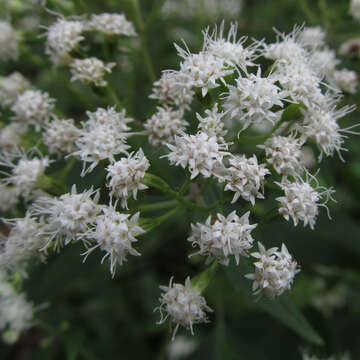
<box><xmin>0</xmin><ymin>72</ymin><xmax>31</xmax><ymax>107</ymax></box>
<box><xmin>0</xmin><ymin>21</ymin><xmax>19</xmax><ymax>61</ymax></box>
<box><xmin>86</xmin><ymin>13</ymin><xmax>136</xmax><ymax>36</ymax></box>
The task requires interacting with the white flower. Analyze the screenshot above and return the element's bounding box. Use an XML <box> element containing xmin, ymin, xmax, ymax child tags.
<box><xmin>0</xmin><ymin>184</ymin><xmax>19</xmax><ymax>213</ymax></box>
<box><xmin>339</xmin><ymin>38</ymin><xmax>360</xmax><ymax>57</ymax></box>
<box><xmin>0</xmin><ymin>21</ymin><xmax>19</xmax><ymax>61</ymax></box>
<box><xmin>144</xmin><ymin>107</ymin><xmax>188</xmax><ymax>146</ymax></box>
<box><xmin>31</xmin><ymin>185</ymin><xmax>101</xmax><ymax>248</ymax></box>
<box><xmin>1</xmin><ymin>214</ymin><xmax>48</xmax><ymax>275</ymax></box>
<box><xmin>224</xmin><ymin>154</ymin><xmax>270</xmax><ymax>205</ymax></box>
<box><xmin>0</xmin><ymin>123</ymin><xmax>26</xmax><ymax>150</ymax></box>
<box><xmin>11</xmin><ymin>90</ymin><xmax>55</xmax><ymax>131</ymax></box>
<box><xmin>0</xmin><ymin>72</ymin><xmax>31</xmax><ymax>107</ymax></box>
<box><xmin>43</xmin><ymin>117</ymin><xmax>80</xmax><ymax>156</ymax></box>
<box><xmin>188</xmin><ymin>211</ymin><xmax>257</xmax><ymax>265</ymax></box>
<box><xmin>166</xmin><ymin>132</ymin><xmax>229</xmax><ymax>179</ymax></box>
<box><xmin>298</xmin><ymin>26</ymin><xmax>326</xmax><ymax>49</ymax></box>
<box><xmin>156</xmin><ymin>276</ymin><xmax>212</xmax><ymax>340</ymax></box>
<box><xmin>203</xmin><ymin>22</ymin><xmax>259</xmax><ymax>71</ymax></box>
<box><xmin>82</xmin><ymin>206</ymin><xmax>144</xmax><ymax>277</ymax></box>
<box><xmin>245</xmin><ymin>242</ymin><xmax>300</xmax><ymax>297</ymax></box>
<box><xmin>72</xmin><ymin>107</ymin><xmax>132</xmax><ymax>175</ymax></box>
<box><xmin>106</xmin><ymin>149</ymin><xmax>149</xmax><ymax>208</ymax></box>
<box><xmin>150</xmin><ymin>70</ymin><xmax>194</xmax><ymax>110</ymax></box>
<box><xmin>70</xmin><ymin>58</ymin><xmax>116</xmax><ymax>87</ymax></box>
<box><xmin>299</xmin><ymin>102</ymin><xmax>356</xmax><ymax>160</ymax></box>
<box><xmin>223</xmin><ymin>68</ymin><xmax>286</xmax><ymax>130</ymax></box>
<box><xmin>196</xmin><ymin>103</ymin><xmax>227</xmax><ymax>141</ymax></box>
<box><xmin>350</xmin><ymin>0</ymin><xmax>360</xmax><ymax>19</ymax></box>
<box><xmin>44</xmin><ymin>18</ymin><xmax>84</xmax><ymax>66</ymax></box>
<box><xmin>310</xmin><ymin>48</ymin><xmax>339</xmax><ymax>77</ymax></box>
<box><xmin>86</xmin><ymin>13</ymin><xmax>137</xmax><ymax>36</ymax></box>
<box><xmin>276</xmin><ymin>176</ymin><xmax>335</xmax><ymax>229</ymax></box>
<box><xmin>176</xmin><ymin>45</ymin><xmax>232</xmax><ymax>97</ymax></box>
<box><xmin>258</xmin><ymin>135</ymin><xmax>304</xmax><ymax>177</ymax></box>
<box><xmin>0</xmin><ymin>149</ymin><xmax>51</xmax><ymax>198</ymax></box>
<box><xmin>167</xmin><ymin>335</ymin><xmax>197</xmax><ymax>360</ymax></box>
<box><xmin>331</xmin><ymin>69</ymin><xmax>358</xmax><ymax>94</ymax></box>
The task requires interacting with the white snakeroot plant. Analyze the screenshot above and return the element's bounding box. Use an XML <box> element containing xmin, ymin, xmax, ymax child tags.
<box><xmin>86</xmin><ymin>13</ymin><xmax>137</xmax><ymax>36</ymax></box>
<box><xmin>43</xmin><ymin>117</ymin><xmax>80</xmax><ymax>156</ymax></box>
<box><xmin>223</xmin><ymin>68</ymin><xmax>286</xmax><ymax>131</ymax></box>
<box><xmin>188</xmin><ymin>211</ymin><xmax>257</xmax><ymax>265</ymax></box>
<box><xmin>245</xmin><ymin>242</ymin><xmax>300</xmax><ymax>297</ymax></box>
<box><xmin>0</xmin><ymin>21</ymin><xmax>19</xmax><ymax>61</ymax></box>
<box><xmin>0</xmin><ymin>123</ymin><xmax>26</xmax><ymax>150</ymax></box>
<box><xmin>144</xmin><ymin>106</ymin><xmax>188</xmax><ymax>146</ymax></box>
<box><xmin>106</xmin><ymin>148</ymin><xmax>150</xmax><ymax>208</ymax></box>
<box><xmin>156</xmin><ymin>276</ymin><xmax>212</xmax><ymax>340</ymax></box>
<box><xmin>0</xmin><ymin>184</ymin><xmax>19</xmax><ymax>213</ymax></box>
<box><xmin>196</xmin><ymin>103</ymin><xmax>227</xmax><ymax>141</ymax></box>
<box><xmin>224</xmin><ymin>154</ymin><xmax>270</xmax><ymax>205</ymax></box>
<box><xmin>44</xmin><ymin>18</ymin><xmax>84</xmax><ymax>66</ymax></box>
<box><xmin>276</xmin><ymin>175</ymin><xmax>335</xmax><ymax>229</ymax></box>
<box><xmin>310</xmin><ymin>47</ymin><xmax>339</xmax><ymax>77</ymax></box>
<box><xmin>31</xmin><ymin>185</ymin><xmax>101</xmax><ymax>248</ymax></box>
<box><xmin>331</xmin><ymin>69</ymin><xmax>358</xmax><ymax>94</ymax></box>
<box><xmin>166</xmin><ymin>132</ymin><xmax>229</xmax><ymax>179</ymax></box>
<box><xmin>70</xmin><ymin>58</ymin><xmax>116</xmax><ymax>87</ymax></box>
<box><xmin>82</xmin><ymin>206</ymin><xmax>144</xmax><ymax>277</ymax></box>
<box><xmin>259</xmin><ymin>135</ymin><xmax>305</xmax><ymax>177</ymax></box>
<box><xmin>298</xmin><ymin>26</ymin><xmax>326</xmax><ymax>49</ymax></box>
<box><xmin>11</xmin><ymin>90</ymin><xmax>55</xmax><ymax>131</ymax></box>
<box><xmin>0</xmin><ymin>72</ymin><xmax>31</xmax><ymax>107</ymax></box>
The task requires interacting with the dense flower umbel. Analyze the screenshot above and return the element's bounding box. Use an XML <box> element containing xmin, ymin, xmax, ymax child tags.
<box><xmin>196</xmin><ymin>103</ymin><xmax>227</xmax><ymax>141</ymax></box>
<box><xmin>0</xmin><ymin>21</ymin><xmax>19</xmax><ymax>61</ymax></box>
<box><xmin>276</xmin><ymin>177</ymin><xmax>334</xmax><ymax>229</ymax></box>
<box><xmin>31</xmin><ymin>185</ymin><xmax>101</xmax><ymax>248</ymax></box>
<box><xmin>188</xmin><ymin>211</ymin><xmax>257</xmax><ymax>265</ymax></box>
<box><xmin>0</xmin><ymin>72</ymin><xmax>31</xmax><ymax>107</ymax></box>
<box><xmin>223</xmin><ymin>154</ymin><xmax>270</xmax><ymax>205</ymax></box>
<box><xmin>331</xmin><ymin>69</ymin><xmax>358</xmax><ymax>94</ymax></box>
<box><xmin>11</xmin><ymin>90</ymin><xmax>55</xmax><ymax>131</ymax></box>
<box><xmin>86</xmin><ymin>13</ymin><xmax>137</xmax><ymax>36</ymax></box>
<box><xmin>82</xmin><ymin>206</ymin><xmax>144</xmax><ymax>277</ymax></box>
<box><xmin>156</xmin><ymin>277</ymin><xmax>212</xmax><ymax>340</ymax></box>
<box><xmin>245</xmin><ymin>242</ymin><xmax>300</xmax><ymax>297</ymax></box>
<box><xmin>298</xmin><ymin>26</ymin><xmax>326</xmax><ymax>49</ymax></box>
<box><xmin>166</xmin><ymin>132</ymin><xmax>229</xmax><ymax>179</ymax></box>
<box><xmin>106</xmin><ymin>149</ymin><xmax>150</xmax><ymax>208</ymax></box>
<box><xmin>0</xmin><ymin>123</ymin><xmax>26</xmax><ymax>150</ymax></box>
<box><xmin>70</xmin><ymin>58</ymin><xmax>116</xmax><ymax>87</ymax></box>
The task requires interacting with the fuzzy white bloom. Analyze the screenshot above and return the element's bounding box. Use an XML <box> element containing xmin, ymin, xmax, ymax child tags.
<box><xmin>150</xmin><ymin>70</ymin><xmax>195</xmax><ymax>110</ymax></box>
<box><xmin>82</xmin><ymin>206</ymin><xmax>144</xmax><ymax>277</ymax></box>
<box><xmin>0</xmin><ymin>72</ymin><xmax>31</xmax><ymax>107</ymax></box>
<box><xmin>176</xmin><ymin>45</ymin><xmax>233</xmax><ymax>97</ymax></box>
<box><xmin>224</xmin><ymin>154</ymin><xmax>270</xmax><ymax>205</ymax></box>
<box><xmin>223</xmin><ymin>68</ymin><xmax>286</xmax><ymax>130</ymax></box>
<box><xmin>166</xmin><ymin>132</ymin><xmax>228</xmax><ymax>179</ymax></box>
<box><xmin>43</xmin><ymin>117</ymin><xmax>80</xmax><ymax>156</ymax></box>
<box><xmin>145</xmin><ymin>107</ymin><xmax>188</xmax><ymax>146</ymax></box>
<box><xmin>87</xmin><ymin>13</ymin><xmax>137</xmax><ymax>36</ymax></box>
<box><xmin>299</xmin><ymin>103</ymin><xmax>356</xmax><ymax>160</ymax></box>
<box><xmin>0</xmin><ymin>123</ymin><xmax>26</xmax><ymax>150</ymax></box>
<box><xmin>0</xmin><ymin>270</ymin><xmax>34</xmax><ymax>343</ymax></box>
<box><xmin>245</xmin><ymin>242</ymin><xmax>300</xmax><ymax>297</ymax></box>
<box><xmin>188</xmin><ymin>211</ymin><xmax>257</xmax><ymax>265</ymax></box>
<box><xmin>1</xmin><ymin>214</ymin><xmax>48</xmax><ymax>275</ymax></box>
<box><xmin>167</xmin><ymin>335</ymin><xmax>197</xmax><ymax>360</ymax></box>
<box><xmin>298</xmin><ymin>26</ymin><xmax>326</xmax><ymax>49</ymax></box>
<box><xmin>331</xmin><ymin>69</ymin><xmax>358</xmax><ymax>94</ymax></box>
<box><xmin>0</xmin><ymin>21</ymin><xmax>19</xmax><ymax>61</ymax></box>
<box><xmin>106</xmin><ymin>149</ymin><xmax>149</xmax><ymax>208</ymax></box>
<box><xmin>339</xmin><ymin>37</ymin><xmax>360</xmax><ymax>57</ymax></box>
<box><xmin>0</xmin><ymin>184</ymin><xmax>19</xmax><ymax>213</ymax></box>
<box><xmin>72</xmin><ymin>107</ymin><xmax>132</xmax><ymax>175</ymax></box>
<box><xmin>258</xmin><ymin>135</ymin><xmax>304</xmax><ymax>177</ymax></box>
<box><xmin>196</xmin><ymin>103</ymin><xmax>227</xmax><ymax>141</ymax></box>
<box><xmin>31</xmin><ymin>185</ymin><xmax>101</xmax><ymax>248</ymax></box>
<box><xmin>0</xmin><ymin>149</ymin><xmax>51</xmax><ymax>198</ymax></box>
<box><xmin>70</xmin><ymin>58</ymin><xmax>116</xmax><ymax>87</ymax></box>
<box><xmin>11</xmin><ymin>90</ymin><xmax>55</xmax><ymax>131</ymax></box>
<box><xmin>156</xmin><ymin>276</ymin><xmax>212</xmax><ymax>340</ymax></box>
<box><xmin>44</xmin><ymin>18</ymin><xmax>84</xmax><ymax>66</ymax></box>
<box><xmin>350</xmin><ymin>0</ymin><xmax>360</xmax><ymax>19</ymax></box>
<box><xmin>310</xmin><ymin>48</ymin><xmax>340</xmax><ymax>77</ymax></box>
<box><xmin>276</xmin><ymin>176</ymin><xmax>334</xmax><ymax>229</ymax></box>
<box><xmin>203</xmin><ymin>22</ymin><xmax>259</xmax><ymax>71</ymax></box>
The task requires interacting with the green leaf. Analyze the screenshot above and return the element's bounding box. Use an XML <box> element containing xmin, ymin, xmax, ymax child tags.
<box><xmin>143</xmin><ymin>173</ymin><xmax>175</xmax><ymax>195</ymax></box>
<box><xmin>225</xmin><ymin>259</ymin><xmax>324</xmax><ymax>345</ymax></box>
<box><xmin>63</xmin><ymin>327</ymin><xmax>85</xmax><ymax>360</ymax></box>
<box><xmin>192</xmin><ymin>261</ymin><xmax>218</xmax><ymax>294</ymax></box>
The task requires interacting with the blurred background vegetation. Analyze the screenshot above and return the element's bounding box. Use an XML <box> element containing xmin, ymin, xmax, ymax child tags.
<box><xmin>1</xmin><ymin>0</ymin><xmax>360</xmax><ymax>359</ymax></box>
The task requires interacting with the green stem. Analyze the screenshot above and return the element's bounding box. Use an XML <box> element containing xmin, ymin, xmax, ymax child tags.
<box><xmin>145</xmin><ymin>0</ymin><xmax>167</xmax><ymax>29</ymax></box>
<box><xmin>104</xmin><ymin>85</ymin><xmax>122</xmax><ymax>108</ymax></box>
<box><xmin>299</xmin><ymin>0</ymin><xmax>318</xmax><ymax>24</ymax></box>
